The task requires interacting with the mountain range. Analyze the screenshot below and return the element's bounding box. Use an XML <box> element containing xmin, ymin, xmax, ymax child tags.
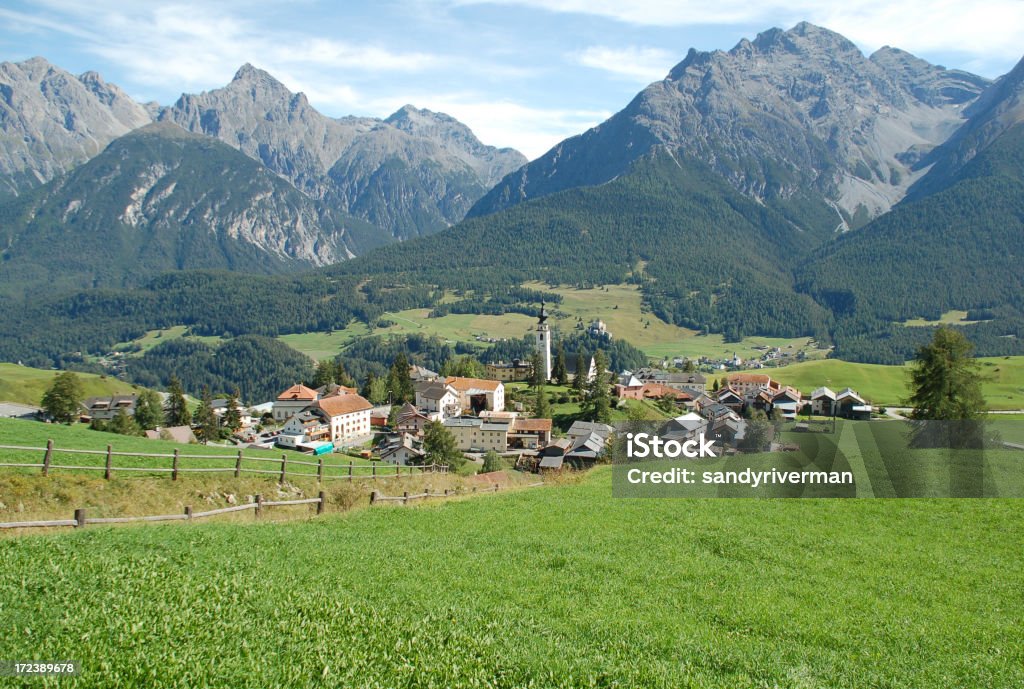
<box><xmin>0</xmin><ymin>57</ymin><xmax>525</xmax><ymax>291</ymax></box>
<box><xmin>0</xmin><ymin>22</ymin><xmax>1022</xmax><ymax>366</ymax></box>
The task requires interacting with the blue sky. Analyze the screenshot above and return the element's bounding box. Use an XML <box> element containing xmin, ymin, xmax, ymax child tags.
<box><xmin>2</xmin><ymin>0</ymin><xmax>1022</xmax><ymax>159</ymax></box>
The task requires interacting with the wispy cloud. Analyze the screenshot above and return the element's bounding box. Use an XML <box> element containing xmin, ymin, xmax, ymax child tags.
<box><xmin>459</xmin><ymin>0</ymin><xmax>1024</xmax><ymax>74</ymax></box>
<box><xmin>574</xmin><ymin>45</ymin><xmax>676</xmax><ymax>82</ymax></box>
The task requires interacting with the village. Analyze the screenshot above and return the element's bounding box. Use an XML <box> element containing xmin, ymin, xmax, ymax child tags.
<box><xmin>62</xmin><ymin>306</ymin><xmax>874</xmax><ymax>474</ymax></box>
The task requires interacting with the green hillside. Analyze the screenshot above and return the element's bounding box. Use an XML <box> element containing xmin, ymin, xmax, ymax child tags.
<box><xmin>0</xmin><ymin>364</ymin><xmax>138</xmax><ymax>407</ymax></box>
<box><xmin>716</xmin><ymin>357</ymin><xmax>1024</xmax><ymax>409</ymax></box>
<box><xmin>1</xmin><ymin>468</ymin><xmax>1021</xmax><ymax>686</ymax></box>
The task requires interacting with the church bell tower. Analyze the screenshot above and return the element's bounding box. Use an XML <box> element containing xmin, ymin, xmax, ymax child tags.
<box><xmin>535</xmin><ymin>301</ymin><xmax>552</xmax><ymax>382</ymax></box>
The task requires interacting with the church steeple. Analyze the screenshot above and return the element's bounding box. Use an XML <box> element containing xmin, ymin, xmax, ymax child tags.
<box><xmin>535</xmin><ymin>301</ymin><xmax>552</xmax><ymax>382</ymax></box>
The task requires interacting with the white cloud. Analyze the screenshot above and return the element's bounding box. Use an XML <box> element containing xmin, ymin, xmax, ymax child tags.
<box><xmin>365</xmin><ymin>93</ymin><xmax>612</xmax><ymax>159</ymax></box>
<box><xmin>575</xmin><ymin>46</ymin><xmax>676</xmax><ymax>82</ymax></box>
<box><xmin>459</xmin><ymin>0</ymin><xmax>1024</xmax><ymax>74</ymax></box>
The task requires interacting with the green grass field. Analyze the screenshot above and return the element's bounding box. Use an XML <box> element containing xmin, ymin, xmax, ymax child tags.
<box><xmin>712</xmin><ymin>357</ymin><xmax>1024</xmax><ymax>410</ymax></box>
<box><xmin>0</xmin><ymin>465</ymin><xmax>1021</xmax><ymax>687</ymax></box>
<box><xmin>0</xmin><ymin>364</ymin><xmax>141</xmax><ymax>407</ymax></box>
<box><xmin>901</xmin><ymin>310</ymin><xmax>984</xmax><ymax>327</ymax></box>
<box><xmin>0</xmin><ymin>418</ymin><xmax>423</xmax><ymax>511</ymax></box>
<box><xmin>275</xmin><ymin>282</ymin><xmax>830</xmax><ymax>363</ymax></box>
<box><xmin>111</xmin><ymin>325</ymin><xmax>224</xmax><ymax>355</ymax></box>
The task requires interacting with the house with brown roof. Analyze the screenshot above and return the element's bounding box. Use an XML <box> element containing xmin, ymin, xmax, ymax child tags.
<box><xmin>395</xmin><ymin>402</ymin><xmax>431</xmax><ymax>436</ymax></box>
<box><xmin>509</xmin><ymin>417</ymin><xmax>553</xmax><ymax>450</ymax></box>
<box><xmin>445</xmin><ymin>376</ymin><xmax>505</xmax><ymax>414</ymax></box>
<box><xmin>309</xmin><ymin>393</ymin><xmax>373</xmax><ymax>444</ymax></box>
<box><xmin>81</xmin><ymin>394</ymin><xmax>137</xmax><ymax>422</ymax></box>
<box><xmin>725</xmin><ymin>373</ymin><xmax>780</xmax><ymax>398</ymax></box>
<box><xmin>273</xmin><ymin>384</ymin><xmax>319</xmax><ymax>422</ymax></box>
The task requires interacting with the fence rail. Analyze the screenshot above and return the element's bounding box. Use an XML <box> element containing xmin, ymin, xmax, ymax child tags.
<box><xmin>370</xmin><ymin>481</ymin><xmax>544</xmax><ymax>506</ymax></box>
<box><xmin>0</xmin><ymin>492</ymin><xmax>326</xmax><ymax>531</ymax></box>
<box><xmin>0</xmin><ymin>440</ymin><xmax>447</xmax><ymax>482</ymax></box>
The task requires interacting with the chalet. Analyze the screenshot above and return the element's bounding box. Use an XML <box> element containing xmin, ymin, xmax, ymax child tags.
<box><xmin>309</xmin><ymin>393</ymin><xmax>373</xmax><ymax>444</ymax></box>
<box><xmin>634</xmin><ymin>368</ymin><xmax>707</xmax><ymax>393</ymax></box>
<box><xmin>395</xmin><ymin>402</ymin><xmax>431</xmax><ymax>436</ymax></box>
<box><xmin>771</xmin><ymin>387</ymin><xmax>803</xmax><ymax>421</ymax></box>
<box><xmin>211</xmin><ymin>399</ymin><xmax>252</xmax><ymax>428</ymax></box>
<box><xmin>279</xmin><ymin>411</ymin><xmax>330</xmax><ymax>445</ymax></box>
<box><xmin>566</xmin><ymin>420</ymin><xmax>614</xmax><ymax>445</ymax></box>
<box><xmin>409</xmin><ymin>365</ymin><xmax>439</xmax><ymax>383</ymax></box>
<box><xmin>273</xmin><ymin>384</ymin><xmax>318</xmax><ymax>422</ymax></box>
<box><xmin>709</xmin><ymin>416</ymin><xmax>746</xmax><ymax>447</ymax></box>
<box><xmin>485</xmin><ymin>359</ymin><xmax>533</xmax><ymax>383</ymax></box>
<box><xmin>663</xmin><ymin>412</ymin><xmax>709</xmax><ymax>442</ymax></box>
<box><xmin>749</xmin><ymin>389</ymin><xmax>775</xmax><ymax>414</ymax></box>
<box><xmin>715</xmin><ymin>387</ymin><xmax>745</xmax><ymax>413</ymax></box>
<box><xmin>836</xmin><ymin>388</ymin><xmax>872</xmax><ymax>420</ymax></box>
<box><xmin>701</xmin><ymin>403</ymin><xmax>741</xmax><ymax>425</ymax></box>
<box><xmin>509</xmin><ymin>417</ymin><xmax>553</xmax><ymax>450</ymax></box>
<box><xmin>414</xmin><ymin>380</ymin><xmax>461</xmax><ymax>419</ymax></box>
<box><xmin>724</xmin><ymin>373</ymin><xmax>780</xmax><ymax>398</ymax></box>
<box><xmin>443</xmin><ymin>416</ymin><xmax>510</xmax><ymax>452</ymax></box>
<box><xmin>379</xmin><ymin>434</ymin><xmax>425</xmax><ymax>466</ymax></box>
<box><xmin>81</xmin><ymin>394</ymin><xmax>137</xmax><ymax>422</ymax></box>
<box><xmin>565</xmin><ymin>432</ymin><xmax>607</xmax><ymax>467</ymax></box>
<box><xmin>810</xmin><ymin>387</ymin><xmax>837</xmax><ymax>416</ymax></box>
<box><xmin>445</xmin><ymin>376</ymin><xmax>505</xmax><ymax>414</ymax></box>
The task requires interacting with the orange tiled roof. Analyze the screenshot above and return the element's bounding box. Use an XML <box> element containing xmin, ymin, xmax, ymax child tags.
<box><xmin>513</xmin><ymin>418</ymin><xmax>553</xmax><ymax>432</ymax></box>
<box><xmin>445</xmin><ymin>376</ymin><xmax>501</xmax><ymax>392</ymax></box>
<box><xmin>315</xmin><ymin>394</ymin><xmax>373</xmax><ymax>417</ymax></box>
<box><xmin>277</xmin><ymin>384</ymin><xmax>318</xmax><ymax>401</ymax></box>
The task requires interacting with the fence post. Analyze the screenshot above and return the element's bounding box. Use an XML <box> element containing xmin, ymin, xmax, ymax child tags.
<box><xmin>403</xmin><ymin>490</ymin><xmax>408</xmax><ymax>504</ymax></box>
<box><xmin>396</xmin><ymin>462</ymin><xmax>400</xmax><ymax>477</ymax></box>
<box><xmin>104</xmin><ymin>444</ymin><xmax>113</xmax><ymax>480</ymax></box>
<box><xmin>494</xmin><ymin>483</ymin><xmax>499</xmax><ymax>493</ymax></box>
<box><xmin>42</xmin><ymin>439</ymin><xmax>53</xmax><ymax>476</ymax></box>
<box><xmin>172</xmin><ymin>449</ymin><xmax>179</xmax><ymax>481</ymax></box>
<box><xmin>255</xmin><ymin>494</ymin><xmax>263</xmax><ymax>518</ymax></box>
<box><xmin>280</xmin><ymin>454</ymin><xmax>288</xmax><ymax>483</ymax></box>
<box><xmin>370</xmin><ymin>490</ymin><xmax>378</xmax><ymax>505</ymax></box>
<box><xmin>348</xmin><ymin>461</ymin><xmax>353</xmax><ymax>480</ymax></box>
<box><xmin>372</xmin><ymin>463</ymin><xmax>376</xmax><ymax>480</ymax></box>
<box><xmin>185</xmin><ymin>505</ymin><xmax>193</xmax><ymax>520</ymax></box>
<box><xmin>317</xmin><ymin>490</ymin><xmax>325</xmax><ymax>515</ymax></box>
<box><xmin>235</xmin><ymin>450</ymin><xmax>243</xmax><ymax>478</ymax></box>
<box><xmin>74</xmin><ymin>508</ymin><xmax>86</xmax><ymax>528</ymax></box>
<box><xmin>317</xmin><ymin>456</ymin><xmax>324</xmax><ymax>483</ymax></box>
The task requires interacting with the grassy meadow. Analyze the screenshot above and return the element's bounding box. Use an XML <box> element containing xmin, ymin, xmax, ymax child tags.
<box><xmin>0</xmin><ymin>363</ymin><xmax>140</xmax><ymax>407</ymax></box>
<box><xmin>1</xmin><ymin>465</ymin><xmax>1021</xmax><ymax>687</ymax></box>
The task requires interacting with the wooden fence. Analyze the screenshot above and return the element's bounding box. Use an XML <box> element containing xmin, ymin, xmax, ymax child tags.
<box><xmin>0</xmin><ymin>492</ymin><xmax>324</xmax><ymax>531</ymax></box>
<box><xmin>0</xmin><ymin>440</ymin><xmax>447</xmax><ymax>482</ymax></box>
<box><xmin>370</xmin><ymin>481</ymin><xmax>544</xmax><ymax>506</ymax></box>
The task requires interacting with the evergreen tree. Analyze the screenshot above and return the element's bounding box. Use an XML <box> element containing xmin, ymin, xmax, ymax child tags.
<box><xmin>553</xmin><ymin>341</ymin><xmax>568</xmax><ymax>385</ymax></box>
<box><xmin>192</xmin><ymin>386</ymin><xmax>219</xmax><ymax>444</ymax></box>
<box><xmin>223</xmin><ymin>388</ymin><xmax>243</xmax><ymax>432</ymax></box>
<box><xmin>481</xmin><ymin>450</ymin><xmax>505</xmax><ymax>473</ymax></box>
<box><xmin>423</xmin><ymin>420</ymin><xmax>465</xmax><ymax>471</ymax></box>
<box><xmin>362</xmin><ymin>372</ymin><xmax>388</xmax><ymax>405</ymax></box>
<box><xmin>312</xmin><ymin>360</ymin><xmax>336</xmax><ymax>388</ymax></box>
<box><xmin>386</xmin><ymin>352</ymin><xmax>415</xmax><ymax>404</ymax></box>
<box><xmin>164</xmin><ymin>375</ymin><xmax>191</xmax><ymax>427</ymax></box>
<box><xmin>572</xmin><ymin>352</ymin><xmax>587</xmax><ymax>393</ymax></box>
<box><xmin>335</xmin><ymin>360</ymin><xmax>356</xmax><ymax>388</ymax></box>
<box><xmin>441</xmin><ymin>355</ymin><xmax>486</xmax><ymax>379</ymax></box>
<box><xmin>586</xmin><ymin>350</ymin><xmax>611</xmax><ymax>424</ymax></box>
<box><xmin>740</xmin><ymin>409</ymin><xmax>774</xmax><ymax>452</ymax></box>
<box><xmin>133</xmin><ymin>389</ymin><xmax>163</xmax><ymax>430</ymax></box>
<box><xmin>108</xmin><ymin>406</ymin><xmax>141</xmax><ymax>436</ymax></box>
<box><xmin>41</xmin><ymin>371</ymin><xmax>84</xmax><ymax>424</ymax></box>
<box><xmin>908</xmin><ymin>328</ymin><xmax>987</xmax><ymax>448</ymax></box>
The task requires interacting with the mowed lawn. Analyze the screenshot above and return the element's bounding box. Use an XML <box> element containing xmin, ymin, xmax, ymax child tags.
<box><xmin>0</xmin><ymin>468</ymin><xmax>1021</xmax><ymax>688</ymax></box>
<box><xmin>0</xmin><ymin>364</ymin><xmax>140</xmax><ymax>407</ymax></box>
